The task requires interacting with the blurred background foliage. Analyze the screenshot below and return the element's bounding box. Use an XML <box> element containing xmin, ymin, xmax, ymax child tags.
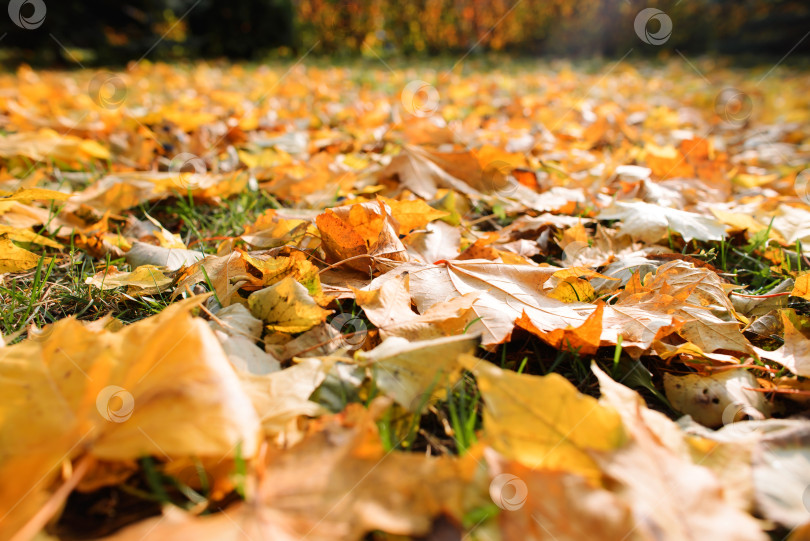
<box><xmin>1</xmin><ymin>0</ymin><xmax>809</xmax><ymax>66</ymax></box>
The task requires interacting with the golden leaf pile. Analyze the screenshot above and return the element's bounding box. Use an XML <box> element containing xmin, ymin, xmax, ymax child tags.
<box><xmin>2</xmin><ymin>59</ymin><xmax>810</xmax><ymax>540</ymax></box>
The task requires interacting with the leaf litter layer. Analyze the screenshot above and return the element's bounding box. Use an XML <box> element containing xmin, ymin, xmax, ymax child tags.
<box><xmin>2</xmin><ymin>58</ymin><xmax>810</xmax><ymax>540</ymax></box>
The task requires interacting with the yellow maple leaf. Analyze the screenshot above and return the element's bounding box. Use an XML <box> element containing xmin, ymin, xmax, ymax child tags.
<box><xmin>248</xmin><ymin>276</ymin><xmax>332</xmax><ymax>333</ymax></box>
<box><xmin>377</xmin><ymin>196</ymin><xmax>449</xmax><ymax>235</ymax></box>
<box><xmin>462</xmin><ymin>357</ymin><xmax>626</xmax><ymax>478</ymax></box>
<box><xmin>0</xmin><ymin>236</ymin><xmax>42</xmax><ymax>273</ymax></box>
<box><xmin>0</xmin><ymin>297</ymin><xmax>259</xmax><ymax>540</ymax></box>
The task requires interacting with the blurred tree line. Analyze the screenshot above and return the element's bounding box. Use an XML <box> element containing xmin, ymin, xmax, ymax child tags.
<box><xmin>1</xmin><ymin>0</ymin><xmax>808</xmax><ymax>66</ymax></box>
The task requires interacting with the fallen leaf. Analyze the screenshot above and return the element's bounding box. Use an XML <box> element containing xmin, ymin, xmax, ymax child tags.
<box><xmin>125</xmin><ymin>241</ymin><xmax>204</xmax><ymax>271</ymax></box>
<box><xmin>100</xmin><ymin>401</ymin><xmax>481</xmax><ymax>541</ymax></box>
<box><xmin>593</xmin><ymin>366</ymin><xmax>766</xmax><ymax>541</ymax></box>
<box><xmin>396</xmin><ymin>260</ymin><xmax>593</xmax><ymax>348</ymax></box>
<box><xmin>356</xmin><ymin>334</ymin><xmax>480</xmax><ymax>409</ymax></box>
<box><xmin>85</xmin><ymin>265</ymin><xmax>173</xmax><ymax>293</ymax></box>
<box><xmin>597</xmin><ymin>201</ymin><xmax>726</xmax><ymax>243</ymax></box>
<box><xmin>0</xmin><ymin>236</ymin><xmax>42</xmax><ymax>273</ymax></box>
<box><xmin>663</xmin><ymin>369</ymin><xmax>769</xmax><ymax>428</ymax></box>
<box><xmin>517</xmin><ymin>301</ymin><xmax>604</xmax><ymax>355</ymax></box>
<box><xmin>0</xmin><ymin>298</ymin><xmax>259</xmax><ymax>540</ymax></box>
<box><xmin>248</xmin><ymin>276</ymin><xmax>332</xmax><ymax>333</ymax></box>
<box><xmin>462</xmin><ymin>357</ymin><xmax>626</xmax><ymax>477</ymax></box>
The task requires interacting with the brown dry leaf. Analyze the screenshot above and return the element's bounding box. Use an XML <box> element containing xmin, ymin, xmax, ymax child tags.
<box><xmin>316</xmin><ymin>200</ymin><xmax>409</xmax><ymax>273</ymax></box>
<box><xmin>173</xmin><ymin>252</ymin><xmax>252</xmax><ymax>306</ymax></box>
<box><xmin>397</xmin><ymin>260</ymin><xmax>594</xmax><ymax>348</ymax></box>
<box><xmin>616</xmin><ymin>260</ymin><xmax>751</xmax><ymax>354</ymax></box>
<box><xmin>241</xmin><ymin>251</ymin><xmax>324</xmax><ymax>296</ymax></box>
<box><xmin>0</xmin><ymin>297</ymin><xmax>259</xmax><ymax>541</ymax></box>
<box><xmin>352</xmin><ymin>272</ymin><xmax>477</xmax><ymax>340</ymax></box>
<box><xmin>381</xmin><ymin>144</ymin><xmax>485</xmax><ymax>198</ymax></box>
<box><xmin>316</xmin><ymin>208</ymin><xmax>369</xmax><ymax>271</ymax></box>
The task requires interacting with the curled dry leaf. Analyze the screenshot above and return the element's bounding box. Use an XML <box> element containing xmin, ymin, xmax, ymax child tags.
<box><xmin>663</xmin><ymin>369</ymin><xmax>770</xmax><ymax>428</ymax></box>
